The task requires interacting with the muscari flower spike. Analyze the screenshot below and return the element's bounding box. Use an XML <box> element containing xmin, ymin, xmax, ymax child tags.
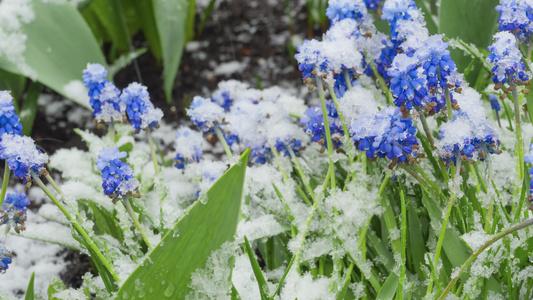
<box><xmin>496</xmin><ymin>0</ymin><xmax>533</xmax><ymax>42</ymax></box>
<box><xmin>364</xmin><ymin>0</ymin><xmax>382</xmax><ymax>11</ymax></box>
<box><xmin>487</xmin><ymin>31</ymin><xmax>530</xmax><ymax>87</ymax></box>
<box><xmin>388</xmin><ymin>53</ymin><xmax>428</xmax><ymax>110</ymax></box>
<box><xmin>300</xmin><ymin>99</ymin><xmax>344</xmax><ymax>150</ymax></box>
<box><xmin>1</xmin><ymin>191</ymin><xmax>30</xmax><ymax>234</ymax></box>
<box><xmin>381</xmin><ymin>0</ymin><xmax>418</xmax><ymax>44</ymax></box>
<box><xmin>0</xmin><ymin>133</ymin><xmax>48</xmax><ymax>185</ymax></box>
<box><xmin>0</xmin><ymin>241</ymin><xmax>12</xmax><ymax>273</ymax></box>
<box><xmin>416</xmin><ymin>34</ymin><xmax>460</xmax><ymax>93</ymax></box>
<box><xmin>83</xmin><ymin>64</ymin><xmax>109</xmax><ymax>117</ymax></box>
<box><xmin>96</xmin><ymin>147</ymin><xmax>140</xmax><ymax>203</ymax></box>
<box><xmin>350</xmin><ymin>106</ymin><xmax>421</xmax><ymax>168</ymax></box>
<box><xmin>120</xmin><ymin>82</ymin><xmax>163</xmax><ymax>134</ymax></box>
<box><xmin>0</xmin><ymin>91</ymin><xmax>22</xmax><ymax>137</ymax></box>
<box><xmin>174</xmin><ymin>127</ymin><xmax>204</xmax><ymax>169</ymax></box>
<box><xmin>326</xmin><ymin>0</ymin><xmax>368</xmax><ymax>24</ymax></box>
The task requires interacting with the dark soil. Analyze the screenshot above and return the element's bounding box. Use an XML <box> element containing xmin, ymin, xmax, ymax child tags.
<box><xmin>29</xmin><ymin>0</ymin><xmax>321</xmax><ymax>290</ymax></box>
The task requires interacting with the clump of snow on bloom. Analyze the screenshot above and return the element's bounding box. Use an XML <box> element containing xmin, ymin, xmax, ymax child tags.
<box><xmin>174</xmin><ymin>126</ymin><xmax>204</xmax><ymax>169</ymax></box>
<box><xmin>0</xmin><ymin>133</ymin><xmax>48</xmax><ymax>182</ymax></box>
<box><xmin>120</xmin><ymin>82</ymin><xmax>163</xmax><ymax>133</ymax></box>
<box><xmin>0</xmin><ymin>91</ymin><xmax>23</xmax><ymax>137</ymax></box>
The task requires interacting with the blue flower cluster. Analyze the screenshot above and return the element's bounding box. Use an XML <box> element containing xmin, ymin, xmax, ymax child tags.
<box><xmin>416</xmin><ymin>35</ymin><xmax>459</xmax><ymax>93</ymax></box>
<box><xmin>0</xmin><ymin>133</ymin><xmax>49</xmax><ymax>184</ymax></box>
<box><xmin>496</xmin><ymin>0</ymin><xmax>533</xmax><ymax>42</ymax></box>
<box><xmin>83</xmin><ymin>64</ymin><xmax>163</xmax><ymax>131</ymax></box>
<box><xmin>326</xmin><ymin>0</ymin><xmax>367</xmax><ymax>23</ymax></box>
<box><xmin>120</xmin><ymin>82</ymin><xmax>163</xmax><ymax>134</ymax></box>
<box><xmin>490</xmin><ymin>94</ymin><xmax>501</xmax><ymax>112</ymax></box>
<box><xmin>301</xmin><ymin>100</ymin><xmax>344</xmax><ymax>150</ymax></box>
<box><xmin>381</xmin><ymin>0</ymin><xmax>418</xmax><ymax>45</ymax></box>
<box><xmin>0</xmin><ymin>92</ymin><xmax>22</xmax><ymax>138</ymax></box>
<box><xmin>487</xmin><ymin>31</ymin><xmax>530</xmax><ymax>86</ymax></box>
<box><xmin>0</xmin><ymin>243</ymin><xmax>12</xmax><ymax>273</ymax></box>
<box><xmin>95</xmin><ymin>147</ymin><xmax>140</xmax><ymax>203</ymax></box>
<box><xmin>350</xmin><ymin>106</ymin><xmax>420</xmax><ymax>166</ymax></box>
<box><xmin>364</xmin><ymin>0</ymin><xmax>381</xmax><ymax>11</ymax></box>
<box><xmin>525</xmin><ymin>144</ymin><xmax>533</xmax><ymax>208</ymax></box>
<box><xmin>1</xmin><ymin>191</ymin><xmax>30</xmax><ymax>234</ymax></box>
<box><xmin>388</xmin><ymin>54</ymin><xmax>428</xmax><ymax>110</ymax></box>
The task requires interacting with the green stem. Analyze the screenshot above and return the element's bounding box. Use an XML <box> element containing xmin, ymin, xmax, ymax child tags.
<box><xmin>427</xmin><ymin>155</ymin><xmax>461</xmax><ymax>294</ymax></box>
<box><xmin>214</xmin><ymin>126</ymin><xmax>233</xmax><ymax>158</ymax></box>
<box><xmin>343</xmin><ymin>70</ymin><xmax>353</xmax><ymax>90</ymax></box>
<box><xmin>288</xmin><ymin>146</ymin><xmax>317</xmax><ymax>203</ymax></box>
<box><xmin>512</xmin><ymin>83</ymin><xmax>525</xmax><ymax>189</ymax></box>
<box><xmin>108</xmin><ymin>122</ymin><xmax>116</xmax><ymax>143</ymax></box>
<box><xmin>0</xmin><ymin>161</ymin><xmax>10</xmax><ymax>208</ymax></box>
<box><xmin>271</xmin><ymin>146</ymin><xmax>290</xmax><ymax>182</ymax></box>
<box><xmin>438</xmin><ymin>217</ymin><xmax>533</xmax><ymax>300</ymax></box>
<box><xmin>398</xmin><ymin>163</ymin><xmax>438</xmax><ymax>196</ymax></box>
<box><xmin>445</xmin><ymin>87</ymin><xmax>454</xmax><ymax>121</ymax></box>
<box><xmin>417</xmin><ymin>108</ymin><xmax>436</xmax><ymax>149</ymax></box>
<box><xmin>33</xmin><ymin>175</ymin><xmax>120</xmax><ymax>283</ymax></box>
<box><xmin>317</xmin><ymin>79</ymin><xmax>336</xmax><ymax>190</ymax></box>
<box><xmin>123</xmin><ymin>197</ymin><xmax>152</xmax><ymax>250</ymax></box>
<box><xmin>146</xmin><ymin>128</ymin><xmax>160</xmax><ymax>176</ymax></box>
<box><xmin>326</xmin><ymin>84</ymin><xmax>354</xmax><ymax>162</ymax></box>
<box><xmin>147</xmin><ymin>128</ymin><xmax>166</xmax><ymax>232</ymax></box>
<box><xmin>398</xmin><ymin>183</ymin><xmax>407</xmax><ymax>300</ymax></box>
<box><xmin>367</xmin><ymin>55</ymin><xmax>394</xmax><ymax>105</ymax></box>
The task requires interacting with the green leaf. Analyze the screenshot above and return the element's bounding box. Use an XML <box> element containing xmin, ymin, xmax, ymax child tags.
<box><xmin>79</xmin><ymin>199</ymin><xmax>124</xmax><ymax>243</ymax></box>
<box><xmin>108</xmin><ymin>48</ymin><xmax>148</xmax><ymax>78</ymax></box>
<box><xmin>0</xmin><ymin>0</ymin><xmax>107</xmax><ymax>108</ymax></box>
<box><xmin>376</xmin><ymin>273</ymin><xmax>398</xmax><ymax>300</ymax></box>
<box><xmin>85</xmin><ymin>0</ymin><xmax>131</xmax><ymax>52</ymax></box>
<box><xmin>115</xmin><ymin>149</ymin><xmax>250</xmax><ymax>299</ymax></box>
<box><xmin>244</xmin><ymin>236</ymin><xmax>271</xmax><ymax>300</ymax></box>
<box><xmin>47</xmin><ymin>277</ymin><xmax>67</xmax><ymax>300</ymax></box>
<box><xmin>20</xmin><ymin>82</ymin><xmax>42</xmax><ymax>136</ymax></box>
<box><xmin>153</xmin><ymin>0</ymin><xmax>192</xmax><ymax>103</ymax></box>
<box><xmin>128</xmin><ymin>0</ymin><xmax>162</xmax><ymax>61</ymax></box>
<box><xmin>438</xmin><ymin>0</ymin><xmax>499</xmax><ymax>80</ymax></box>
<box><xmin>24</xmin><ymin>273</ymin><xmax>35</xmax><ymax>300</ymax></box>
<box><xmin>0</xmin><ymin>69</ymin><xmax>26</xmax><ymax>109</ymax></box>
<box><xmin>408</xmin><ymin>202</ymin><xmax>427</xmax><ymax>281</ymax></box>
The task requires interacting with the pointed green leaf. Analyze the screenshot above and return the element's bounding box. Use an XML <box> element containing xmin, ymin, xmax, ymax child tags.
<box><xmin>24</xmin><ymin>273</ymin><xmax>35</xmax><ymax>300</ymax></box>
<box><xmin>48</xmin><ymin>277</ymin><xmax>67</xmax><ymax>300</ymax></box>
<box><xmin>376</xmin><ymin>273</ymin><xmax>398</xmax><ymax>300</ymax></box>
<box><xmin>0</xmin><ymin>69</ymin><xmax>26</xmax><ymax>109</ymax></box>
<box><xmin>128</xmin><ymin>0</ymin><xmax>162</xmax><ymax>61</ymax></box>
<box><xmin>244</xmin><ymin>236</ymin><xmax>271</xmax><ymax>300</ymax></box>
<box><xmin>115</xmin><ymin>149</ymin><xmax>250</xmax><ymax>299</ymax></box>
<box><xmin>153</xmin><ymin>0</ymin><xmax>192</xmax><ymax>103</ymax></box>
<box><xmin>408</xmin><ymin>202</ymin><xmax>427</xmax><ymax>281</ymax></box>
<box><xmin>0</xmin><ymin>0</ymin><xmax>106</xmax><ymax>108</ymax></box>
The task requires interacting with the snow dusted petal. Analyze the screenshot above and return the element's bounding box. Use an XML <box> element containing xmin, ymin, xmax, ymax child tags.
<box><xmin>0</xmin><ymin>191</ymin><xmax>30</xmax><ymax>233</ymax></box>
<box><xmin>174</xmin><ymin>126</ymin><xmax>204</xmax><ymax>169</ymax></box>
<box><xmin>0</xmin><ymin>91</ymin><xmax>23</xmax><ymax>137</ymax></box>
<box><xmin>96</xmin><ymin>147</ymin><xmax>139</xmax><ymax>202</ymax></box>
<box><xmin>0</xmin><ymin>133</ymin><xmax>48</xmax><ymax>182</ymax></box>
<box><xmin>487</xmin><ymin>31</ymin><xmax>530</xmax><ymax>85</ymax></box>
<box><xmin>120</xmin><ymin>82</ymin><xmax>163</xmax><ymax>133</ymax></box>
<box><xmin>186</xmin><ymin>96</ymin><xmax>225</xmax><ymax>133</ymax></box>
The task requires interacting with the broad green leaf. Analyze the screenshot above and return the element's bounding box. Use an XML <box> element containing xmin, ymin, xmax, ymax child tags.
<box><xmin>108</xmin><ymin>48</ymin><xmax>148</xmax><ymax>78</ymax></box>
<box><xmin>115</xmin><ymin>149</ymin><xmax>250</xmax><ymax>299</ymax></box>
<box><xmin>24</xmin><ymin>273</ymin><xmax>35</xmax><ymax>300</ymax></box>
<box><xmin>408</xmin><ymin>202</ymin><xmax>427</xmax><ymax>281</ymax></box>
<box><xmin>0</xmin><ymin>69</ymin><xmax>26</xmax><ymax>109</ymax></box>
<box><xmin>244</xmin><ymin>236</ymin><xmax>271</xmax><ymax>300</ymax></box>
<box><xmin>129</xmin><ymin>0</ymin><xmax>162</xmax><ymax>61</ymax></box>
<box><xmin>48</xmin><ymin>277</ymin><xmax>67</xmax><ymax>300</ymax></box>
<box><xmin>0</xmin><ymin>0</ymin><xmax>107</xmax><ymax>108</ymax></box>
<box><xmin>438</xmin><ymin>0</ymin><xmax>499</xmax><ymax>80</ymax></box>
<box><xmin>376</xmin><ymin>273</ymin><xmax>398</xmax><ymax>300</ymax></box>
<box><xmin>153</xmin><ymin>0</ymin><xmax>192</xmax><ymax>103</ymax></box>
<box><xmin>79</xmin><ymin>199</ymin><xmax>124</xmax><ymax>243</ymax></box>
<box><xmin>20</xmin><ymin>82</ymin><xmax>42</xmax><ymax>136</ymax></box>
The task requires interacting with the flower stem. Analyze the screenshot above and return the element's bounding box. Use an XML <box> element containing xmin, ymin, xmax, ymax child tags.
<box><xmin>343</xmin><ymin>70</ymin><xmax>353</xmax><ymax>90</ymax></box>
<box><xmin>123</xmin><ymin>197</ymin><xmax>152</xmax><ymax>250</ymax></box>
<box><xmin>445</xmin><ymin>87</ymin><xmax>454</xmax><ymax>121</ymax></box>
<box><xmin>317</xmin><ymin>79</ymin><xmax>336</xmax><ymax>190</ymax></box>
<box><xmin>417</xmin><ymin>107</ymin><xmax>436</xmax><ymax>149</ymax></box>
<box><xmin>438</xmin><ymin>217</ymin><xmax>533</xmax><ymax>300</ymax></box>
<box><xmin>0</xmin><ymin>161</ymin><xmax>10</xmax><ymax>208</ymax></box>
<box><xmin>146</xmin><ymin>128</ymin><xmax>160</xmax><ymax>176</ymax></box>
<box><xmin>288</xmin><ymin>147</ymin><xmax>317</xmax><ymax>203</ymax></box>
<box><xmin>214</xmin><ymin>126</ymin><xmax>233</xmax><ymax>158</ymax></box>
<box><xmin>271</xmin><ymin>146</ymin><xmax>290</xmax><ymax>182</ymax></box>
<box><xmin>427</xmin><ymin>155</ymin><xmax>461</xmax><ymax>294</ymax></box>
<box><xmin>108</xmin><ymin>122</ymin><xmax>116</xmax><ymax>143</ymax></box>
<box><xmin>33</xmin><ymin>175</ymin><xmax>120</xmax><ymax>283</ymax></box>
<box><xmin>511</xmin><ymin>83</ymin><xmax>525</xmax><ymax>188</ymax></box>
<box><xmin>326</xmin><ymin>84</ymin><xmax>354</xmax><ymax>163</ymax></box>
<box><xmin>367</xmin><ymin>54</ymin><xmax>394</xmax><ymax>105</ymax></box>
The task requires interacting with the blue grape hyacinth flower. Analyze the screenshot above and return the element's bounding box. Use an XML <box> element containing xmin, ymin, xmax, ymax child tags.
<box><xmin>120</xmin><ymin>82</ymin><xmax>163</xmax><ymax>134</ymax></box>
<box><xmin>388</xmin><ymin>54</ymin><xmax>428</xmax><ymax>110</ymax></box>
<box><xmin>496</xmin><ymin>0</ymin><xmax>533</xmax><ymax>42</ymax></box>
<box><xmin>0</xmin><ymin>242</ymin><xmax>12</xmax><ymax>273</ymax></box>
<box><xmin>487</xmin><ymin>31</ymin><xmax>530</xmax><ymax>87</ymax></box>
<box><xmin>350</xmin><ymin>106</ymin><xmax>420</xmax><ymax>167</ymax></box>
<box><xmin>525</xmin><ymin>144</ymin><xmax>533</xmax><ymax>208</ymax></box>
<box><xmin>0</xmin><ymin>91</ymin><xmax>22</xmax><ymax>138</ymax></box>
<box><xmin>96</xmin><ymin>147</ymin><xmax>140</xmax><ymax>203</ymax></box>
<box><xmin>83</xmin><ymin>63</ymin><xmax>109</xmax><ymax>118</ymax></box>
<box><xmin>0</xmin><ymin>133</ymin><xmax>49</xmax><ymax>185</ymax></box>
<box><xmin>416</xmin><ymin>34</ymin><xmax>459</xmax><ymax>93</ymax></box>
<box><xmin>1</xmin><ymin>191</ymin><xmax>30</xmax><ymax>234</ymax></box>
<box><xmin>300</xmin><ymin>100</ymin><xmax>344</xmax><ymax>150</ymax></box>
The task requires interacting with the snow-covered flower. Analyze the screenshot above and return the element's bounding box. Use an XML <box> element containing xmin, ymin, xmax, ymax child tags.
<box><xmin>326</xmin><ymin>0</ymin><xmax>368</xmax><ymax>24</ymax></box>
<box><xmin>0</xmin><ymin>133</ymin><xmax>48</xmax><ymax>183</ymax></box>
<box><xmin>350</xmin><ymin>106</ymin><xmax>420</xmax><ymax>165</ymax></box>
<box><xmin>0</xmin><ymin>91</ymin><xmax>22</xmax><ymax>137</ymax></box>
<box><xmin>83</xmin><ymin>63</ymin><xmax>109</xmax><ymax>119</ymax></box>
<box><xmin>0</xmin><ymin>242</ymin><xmax>12</xmax><ymax>273</ymax></box>
<box><xmin>0</xmin><ymin>191</ymin><xmax>30</xmax><ymax>233</ymax></box>
<box><xmin>96</xmin><ymin>147</ymin><xmax>140</xmax><ymax>203</ymax></box>
<box><xmin>174</xmin><ymin>127</ymin><xmax>204</xmax><ymax>169</ymax></box>
<box><xmin>416</xmin><ymin>34</ymin><xmax>459</xmax><ymax>93</ymax></box>
<box><xmin>95</xmin><ymin>82</ymin><xmax>125</xmax><ymax>124</ymax></box>
<box><xmin>301</xmin><ymin>100</ymin><xmax>344</xmax><ymax>150</ymax></box>
<box><xmin>490</xmin><ymin>94</ymin><xmax>501</xmax><ymax>112</ymax></box>
<box><xmin>487</xmin><ymin>31</ymin><xmax>530</xmax><ymax>86</ymax></box>
<box><xmin>186</xmin><ymin>96</ymin><xmax>225</xmax><ymax>134</ymax></box>
<box><xmin>388</xmin><ymin>54</ymin><xmax>428</xmax><ymax>110</ymax></box>
<box><xmin>120</xmin><ymin>82</ymin><xmax>163</xmax><ymax>133</ymax></box>
<box><xmin>496</xmin><ymin>0</ymin><xmax>533</xmax><ymax>42</ymax></box>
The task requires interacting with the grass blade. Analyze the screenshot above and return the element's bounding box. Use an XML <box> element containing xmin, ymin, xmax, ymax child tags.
<box><xmin>244</xmin><ymin>236</ymin><xmax>271</xmax><ymax>300</ymax></box>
